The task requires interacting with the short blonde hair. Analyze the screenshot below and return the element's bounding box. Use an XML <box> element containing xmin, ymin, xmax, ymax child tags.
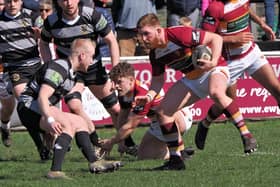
<box><xmin>179</xmin><ymin>16</ymin><xmax>192</xmax><ymax>27</ymax></box>
<box><xmin>137</xmin><ymin>13</ymin><xmax>161</xmax><ymax>29</ymax></box>
<box><xmin>71</xmin><ymin>38</ymin><xmax>96</xmax><ymax>55</ymax></box>
<box><xmin>39</xmin><ymin>0</ymin><xmax>53</xmax><ymax>9</ymax></box>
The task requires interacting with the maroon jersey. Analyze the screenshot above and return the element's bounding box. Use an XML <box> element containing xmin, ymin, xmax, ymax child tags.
<box><xmin>150</xmin><ymin>26</ymin><xmax>213</xmax><ymax>80</ymax></box>
<box><xmin>118</xmin><ymin>80</ymin><xmax>163</xmax><ymax>116</ymax></box>
<box><xmin>202</xmin><ymin>0</ymin><xmax>253</xmax><ymax>60</ymax></box>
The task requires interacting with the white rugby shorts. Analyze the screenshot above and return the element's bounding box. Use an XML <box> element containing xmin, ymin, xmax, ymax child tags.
<box><xmin>148</xmin><ymin>107</ymin><xmax>193</xmax><ymax>141</ymax></box>
<box><xmin>227</xmin><ymin>44</ymin><xmax>268</xmax><ymax>85</ymax></box>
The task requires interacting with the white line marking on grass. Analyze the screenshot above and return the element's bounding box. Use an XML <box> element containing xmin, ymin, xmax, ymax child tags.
<box><xmin>216</xmin><ymin>151</ymin><xmax>280</xmax><ymax>157</ymax></box>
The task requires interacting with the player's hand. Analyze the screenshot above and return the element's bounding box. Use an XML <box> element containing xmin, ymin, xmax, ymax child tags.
<box><xmin>100</xmin><ymin>139</ymin><xmax>114</xmax><ymax>152</ymax></box>
<box><xmin>260</xmin><ymin>24</ymin><xmax>276</xmax><ymax>41</ymax></box>
<box><xmin>196</xmin><ymin>58</ymin><xmax>216</xmax><ymax>71</ymax></box>
<box><xmin>47</xmin><ymin>121</ymin><xmax>63</xmax><ymax>135</ymax></box>
<box><xmin>32</xmin><ymin>26</ymin><xmax>41</xmax><ymax>40</ymax></box>
<box><xmin>134</xmin><ymin>95</ymin><xmax>150</xmax><ymax>107</ymax></box>
<box><xmin>234</xmin><ymin>32</ymin><xmax>254</xmax><ymax>44</ymax></box>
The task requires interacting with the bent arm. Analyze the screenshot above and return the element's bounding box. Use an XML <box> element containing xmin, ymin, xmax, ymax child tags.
<box><xmin>40</xmin><ymin>40</ymin><xmax>53</xmax><ymax>63</ymax></box>
<box><xmin>38</xmin><ymin>84</ymin><xmax>55</xmax><ymax>119</ymax></box>
<box><xmin>147</xmin><ymin>73</ymin><xmax>165</xmax><ymax>100</ymax></box>
<box><xmin>201</xmin><ymin>31</ymin><xmax>223</xmax><ymax>66</ymax></box>
<box><xmin>110</xmin><ymin>113</ymin><xmax>143</xmax><ymax>144</ymax></box>
<box><xmin>103</xmin><ymin>30</ymin><xmax>120</xmax><ymax>67</ymax></box>
<box><xmin>117</xmin><ymin>108</ymin><xmax>130</xmax><ymax>129</ymax></box>
<box><xmin>249</xmin><ymin>8</ymin><xmax>275</xmax><ymax>40</ymax></box>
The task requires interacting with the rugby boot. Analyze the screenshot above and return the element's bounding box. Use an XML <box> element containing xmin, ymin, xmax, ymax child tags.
<box><xmin>0</xmin><ymin>127</ymin><xmax>12</xmax><ymax>147</ymax></box>
<box><xmin>39</xmin><ymin>146</ymin><xmax>52</xmax><ymax>161</ymax></box>
<box><xmin>195</xmin><ymin>121</ymin><xmax>209</xmax><ymax>150</ymax></box>
<box><xmin>242</xmin><ymin>136</ymin><xmax>257</xmax><ymax>154</ymax></box>
<box><xmin>154</xmin><ymin>155</ymin><xmax>185</xmax><ymax>171</ymax></box>
<box><xmin>46</xmin><ymin>171</ymin><xmax>72</xmax><ymax>180</ymax></box>
<box><xmin>89</xmin><ymin>159</ymin><xmax>123</xmax><ymax>173</ymax></box>
<box><xmin>118</xmin><ymin>144</ymin><xmax>138</xmax><ymax>157</ymax></box>
<box><xmin>181</xmin><ymin>147</ymin><xmax>195</xmax><ymax>160</ymax></box>
<box><xmin>93</xmin><ymin>145</ymin><xmax>106</xmax><ymax>160</ymax></box>
<box><xmin>125</xmin><ymin>145</ymin><xmax>138</xmax><ymax>156</ymax></box>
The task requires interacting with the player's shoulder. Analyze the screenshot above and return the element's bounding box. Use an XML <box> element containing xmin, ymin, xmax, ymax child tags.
<box><xmin>206</xmin><ymin>1</ymin><xmax>225</xmax><ymax>18</ymax></box>
<box><xmin>135</xmin><ymin>80</ymin><xmax>149</xmax><ymax>94</ymax></box>
<box><xmin>21</xmin><ymin>8</ymin><xmax>33</xmax><ymax>16</ymax></box>
<box><xmin>51</xmin><ymin>59</ymin><xmax>70</xmax><ymax>71</ymax></box>
<box><xmin>80</xmin><ymin>6</ymin><xmax>98</xmax><ymax>20</ymax></box>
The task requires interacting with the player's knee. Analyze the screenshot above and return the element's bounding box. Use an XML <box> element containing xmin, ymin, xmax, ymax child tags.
<box><xmin>209</xmin><ymin>90</ymin><xmax>226</xmax><ymax>102</ymax></box>
<box><xmin>100</xmin><ymin>92</ymin><xmax>118</xmax><ymax>109</ymax></box>
<box><xmin>65</xmin><ymin>91</ymin><xmax>82</xmax><ymax>103</ymax></box>
<box><xmin>65</xmin><ymin>92</ymin><xmax>83</xmax><ymax>113</ymax></box>
<box><xmin>160</xmin><ymin>122</ymin><xmax>178</xmax><ymax>134</ymax></box>
<box><xmin>72</xmin><ymin>120</ymin><xmax>88</xmax><ymax>133</ymax></box>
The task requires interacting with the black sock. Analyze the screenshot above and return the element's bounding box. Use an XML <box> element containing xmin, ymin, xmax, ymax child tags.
<box><xmin>25</xmin><ymin>125</ymin><xmax>44</xmax><ymax>151</ymax></box>
<box><xmin>51</xmin><ymin>133</ymin><xmax>72</xmax><ymax>171</ymax></box>
<box><xmin>124</xmin><ymin>135</ymin><xmax>135</xmax><ymax>147</ymax></box>
<box><xmin>1</xmin><ymin>120</ymin><xmax>10</xmax><ymax>124</ymax></box>
<box><xmin>89</xmin><ymin>131</ymin><xmax>100</xmax><ymax>147</ymax></box>
<box><xmin>76</xmin><ymin>131</ymin><xmax>97</xmax><ymax>163</ymax></box>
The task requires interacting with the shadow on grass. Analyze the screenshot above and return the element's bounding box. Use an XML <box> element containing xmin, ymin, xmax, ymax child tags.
<box><xmin>0</xmin><ymin>156</ymin><xmax>51</xmax><ymax>164</ymax></box>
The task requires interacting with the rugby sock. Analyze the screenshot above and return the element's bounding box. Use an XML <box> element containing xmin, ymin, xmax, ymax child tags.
<box><xmin>223</xmin><ymin>101</ymin><xmax>252</xmax><ymax>138</ymax></box>
<box><xmin>202</xmin><ymin>104</ymin><xmax>223</xmax><ymax>128</ymax></box>
<box><xmin>51</xmin><ymin>133</ymin><xmax>72</xmax><ymax>171</ymax></box>
<box><xmin>24</xmin><ymin>124</ymin><xmax>44</xmax><ymax>151</ymax></box>
<box><xmin>1</xmin><ymin>120</ymin><xmax>11</xmax><ymax>129</ymax></box>
<box><xmin>160</xmin><ymin>122</ymin><xmax>182</xmax><ymax>158</ymax></box>
<box><xmin>89</xmin><ymin>131</ymin><xmax>100</xmax><ymax>147</ymax></box>
<box><xmin>124</xmin><ymin>135</ymin><xmax>136</xmax><ymax>147</ymax></box>
<box><xmin>75</xmin><ymin>131</ymin><xmax>97</xmax><ymax>163</ymax></box>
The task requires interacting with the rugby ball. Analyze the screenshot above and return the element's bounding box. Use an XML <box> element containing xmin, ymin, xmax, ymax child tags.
<box><xmin>192</xmin><ymin>45</ymin><xmax>212</xmax><ymax>67</ymax></box>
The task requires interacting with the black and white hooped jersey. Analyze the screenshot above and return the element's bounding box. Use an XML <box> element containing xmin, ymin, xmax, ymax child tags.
<box><xmin>0</xmin><ymin>9</ymin><xmax>40</xmax><ymax>67</ymax></box>
<box><xmin>41</xmin><ymin>6</ymin><xmax>111</xmax><ymax>62</ymax></box>
<box><xmin>19</xmin><ymin>59</ymin><xmax>76</xmax><ymax>113</ymax></box>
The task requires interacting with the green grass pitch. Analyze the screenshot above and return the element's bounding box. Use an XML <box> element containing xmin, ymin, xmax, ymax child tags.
<box><xmin>0</xmin><ymin>120</ymin><xmax>280</xmax><ymax>187</ymax></box>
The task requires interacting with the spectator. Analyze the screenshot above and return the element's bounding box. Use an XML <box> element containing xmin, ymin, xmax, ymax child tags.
<box><xmin>34</xmin><ymin>0</ymin><xmax>53</xmax><ymax>28</ymax></box>
<box><xmin>264</xmin><ymin>0</ymin><xmax>280</xmax><ymax>39</ymax></box>
<box><xmin>80</xmin><ymin>0</ymin><xmax>94</xmax><ymax>7</ymax></box>
<box><xmin>23</xmin><ymin>0</ymin><xmax>39</xmax><ymax>11</ymax></box>
<box><xmin>166</xmin><ymin>0</ymin><xmax>201</xmax><ymax>27</ymax></box>
<box><xmin>112</xmin><ymin>0</ymin><xmax>156</xmax><ymax>56</ymax></box>
<box><xmin>201</xmin><ymin>0</ymin><xmax>212</xmax><ymax>16</ymax></box>
<box><xmin>179</xmin><ymin>16</ymin><xmax>192</xmax><ymax>26</ymax></box>
<box><xmin>34</xmin><ymin>0</ymin><xmax>55</xmax><ymax>60</ymax></box>
<box><xmin>0</xmin><ymin>0</ymin><xmax>3</xmax><ymax>12</ymax></box>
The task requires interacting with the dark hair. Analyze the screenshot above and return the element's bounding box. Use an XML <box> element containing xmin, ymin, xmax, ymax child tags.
<box><xmin>109</xmin><ymin>62</ymin><xmax>135</xmax><ymax>82</ymax></box>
